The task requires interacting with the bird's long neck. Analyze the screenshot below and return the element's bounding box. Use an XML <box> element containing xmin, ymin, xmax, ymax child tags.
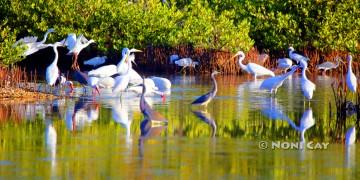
<box><xmin>40</xmin><ymin>31</ymin><xmax>52</xmax><ymax>44</ymax></box>
<box><xmin>211</xmin><ymin>73</ymin><xmax>218</xmax><ymax>96</ymax></box>
<box><xmin>348</xmin><ymin>59</ymin><xmax>353</xmax><ymax>73</ymax></box>
<box><xmin>51</xmin><ymin>45</ymin><xmax>59</xmax><ymax>66</ymax></box>
<box><xmin>301</xmin><ymin>67</ymin><xmax>308</xmax><ymax>80</ymax></box>
<box><xmin>140</xmin><ymin>80</ymin><xmax>148</xmax><ymax>114</ymax></box>
<box><xmin>238</xmin><ymin>57</ymin><xmax>247</xmax><ymax>71</ymax></box>
<box><xmin>281</xmin><ymin>67</ymin><xmax>297</xmax><ymax>80</ymax></box>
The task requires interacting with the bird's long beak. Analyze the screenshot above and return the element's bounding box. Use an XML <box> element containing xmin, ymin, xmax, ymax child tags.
<box><xmin>129</xmin><ymin>48</ymin><xmax>142</xmax><ymax>53</ymax></box>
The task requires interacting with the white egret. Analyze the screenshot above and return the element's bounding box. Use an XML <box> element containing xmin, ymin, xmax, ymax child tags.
<box><xmin>66</xmin><ymin>34</ymin><xmax>95</xmax><ymax>70</ymax></box>
<box><xmin>112</xmin><ymin>61</ymin><xmax>131</xmax><ymax>94</ymax></box>
<box><xmin>232</xmin><ymin>51</ymin><xmax>275</xmax><ymax>79</ymax></box>
<box><xmin>346</xmin><ymin>55</ymin><xmax>357</xmax><ymax>93</ymax></box>
<box><xmin>300</xmin><ymin>61</ymin><xmax>316</xmax><ymax>100</ymax></box>
<box><xmin>260</xmin><ymin>65</ymin><xmax>298</xmax><ymax>95</ymax></box>
<box><xmin>288</xmin><ymin>46</ymin><xmax>310</xmax><ymax>64</ymax></box>
<box><xmin>87</xmin><ymin>48</ymin><xmax>141</xmax><ymax>78</ymax></box>
<box><xmin>73</xmin><ymin>70</ymin><xmax>100</xmax><ymax>95</ymax></box>
<box><xmin>45</xmin><ymin>42</ymin><xmax>64</xmax><ymax>87</ymax></box>
<box><xmin>191</xmin><ymin>71</ymin><xmax>220</xmax><ymax>106</ymax></box>
<box><xmin>127</xmin><ymin>78</ymin><xmax>166</xmax><ymax>97</ymax></box>
<box><xmin>84</xmin><ymin>56</ymin><xmax>107</xmax><ymax>67</ymax></box>
<box><xmin>277</xmin><ymin>58</ymin><xmax>293</xmax><ymax>72</ymax></box>
<box><xmin>14</xmin><ymin>28</ymin><xmax>55</xmax><ymax>56</ymax></box>
<box><xmin>345</xmin><ymin>126</ymin><xmax>356</xmax><ymax>146</ymax></box>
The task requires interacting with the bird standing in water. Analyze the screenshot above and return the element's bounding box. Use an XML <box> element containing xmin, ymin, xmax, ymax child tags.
<box><xmin>232</xmin><ymin>51</ymin><xmax>274</xmax><ymax>79</ymax></box>
<box><xmin>191</xmin><ymin>71</ymin><xmax>220</xmax><ymax>107</ymax></box>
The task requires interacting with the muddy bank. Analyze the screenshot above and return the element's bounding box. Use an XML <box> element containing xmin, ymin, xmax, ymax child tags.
<box><xmin>0</xmin><ymin>87</ymin><xmax>56</xmax><ymax>101</ymax></box>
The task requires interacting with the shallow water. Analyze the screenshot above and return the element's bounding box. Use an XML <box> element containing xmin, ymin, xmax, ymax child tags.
<box><xmin>0</xmin><ymin>74</ymin><xmax>359</xmax><ymax>178</ymax></box>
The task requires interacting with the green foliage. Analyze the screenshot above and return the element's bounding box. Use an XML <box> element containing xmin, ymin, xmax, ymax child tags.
<box><xmin>0</xmin><ymin>0</ymin><xmax>253</xmax><ymax>66</ymax></box>
<box><xmin>176</xmin><ymin>0</ymin><xmax>253</xmax><ymax>52</ymax></box>
<box><xmin>0</xmin><ymin>23</ymin><xmax>25</xmax><ymax>66</ymax></box>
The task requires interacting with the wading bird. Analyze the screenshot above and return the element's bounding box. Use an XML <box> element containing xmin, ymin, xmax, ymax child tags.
<box><xmin>87</xmin><ymin>48</ymin><xmax>141</xmax><ymax>78</ymax></box>
<box><xmin>84</xmin><ymin>56</ymin><xmax>107</xmax><ymax>67</ymax></box>
<box><xmin>14</xmin><ymin>28</ymin><xmax>55</xmax><ymax>56</ymax></box>
<box><xmin>191</xmin><ymin>71</ymin><xmax>220</xmax><ymax>106</ymax></box>
<box><xmin>345</xmin><ymin>126</ymin><xmax>356</xmax><ymax>146</ymax></box>
<box><xmin>346</xmin><ymin>55</ymin><xmax>357</xmax><ymax>93</ymax></box>
<box><xmin>317</xmin><ymin>57</ymin><xmax>343</xmax><ymax>75</ymax></box>
<box><xmin>66</xmin><ymin>34</ymin><xmax>95</xmax><ymax>70</ymax></box>
<box><xmin>112</xmin><ymin>60</ymin><xmax>131</xmax><ymax>94</ymax></box>
<box><xmin>45</xmin><ymin>42</ymin><xmax>65</xmax><ymax>91</ymax></box>
<box><xmin>260</xmin><ymin>65</ymin><xmax>298</xmax><ymax>96</ymax></box>
<box><xmin>277</xmin><ymin>58</ymin><xmax>293</xmax><ymax>72</ymax></box>
<box><xmin>300</xmin><ymin>61</ymin><xmax>316</xmax><ymax>101</ymax></box>
<box><xmin>232</xmin><ymin>51</ymin><xmax>275</xmax><ymax>79</ymax></box>
<box><xmin>288</xmin><ymin>46</ymin><xmax>310</xmax><ymax>64</ymax></box>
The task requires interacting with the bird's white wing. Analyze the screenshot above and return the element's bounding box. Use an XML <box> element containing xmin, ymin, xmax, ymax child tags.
<box><xmin>248</xmin><ymin>63</ymin><xmax>275</xmax><ymax>76</ymax></box>
<box><xmin>88</xmin><ymin>65</ymin><xmax>117</xmax><ymax>78</ymax></box>
<box><xmin>84</xmin><ymin>56</ymin><xmax>106</xmax><ymax>66</ymax></box>
<box><xmin>113</xmin><ymin>75</ymin><xmax>130</xmax><ymax>93</ymax></box>
<box><xmin>79</xmin><ymin>34</ymin><xmax>89</xmax><ymax>44</ymax></box>
<box><xmin>13</xmin><ymin>36</ymin><xmax>38</xmax><ymax>47</ymax></box>
<box><xmin>65</xmin><ymin>33</ymin><xmax>77</xmax><ymax>51</ymax></box>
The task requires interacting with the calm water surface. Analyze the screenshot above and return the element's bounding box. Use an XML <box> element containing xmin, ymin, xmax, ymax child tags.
<box><xmin>0</xmin><ymin>74</ymin><xmax>359</xmax><ymax>179</ymax></box>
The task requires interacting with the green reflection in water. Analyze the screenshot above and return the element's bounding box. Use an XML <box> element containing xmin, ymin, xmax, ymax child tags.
<box><xmin>0</xmin><ymin>75</ymin><xmax>359</xmax><ymax>178</ymax></box>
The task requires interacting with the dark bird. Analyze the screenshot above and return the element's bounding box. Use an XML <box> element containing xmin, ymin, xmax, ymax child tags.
<box><xmin>191</xmin><ymin>71</ymin><xmax>220</xmax><ymax>106</ymax></box>
<box><xmin>140</xmin><ymin>77</ymin><xmax>168</xmax><ymax>124</ymax></box>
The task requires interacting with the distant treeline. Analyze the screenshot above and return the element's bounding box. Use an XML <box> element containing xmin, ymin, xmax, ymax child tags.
<box><xmin>0</xmin><ymin>0</ymin><xmax>359</xmax><ymax>66</ymax></box>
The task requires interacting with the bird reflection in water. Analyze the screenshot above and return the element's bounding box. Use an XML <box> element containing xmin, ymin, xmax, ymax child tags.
<box><xmin>192</xmin><ymin>110</ymin><xmax>217</xmax><ymax>137</ymax></box>
<box><xmin>44</xmin><ymin>119</ymin><xmax>57</xmax><ymax>174</ymax></box>
<box><xmin>65</xmin><ymin>97</ymin><xmax>100</xmax><ymax>131</ymax></box>
<box><xmin>138</xmin><ymin>77</ymin><xmax>168</xmax><ymax>157</ymax></box>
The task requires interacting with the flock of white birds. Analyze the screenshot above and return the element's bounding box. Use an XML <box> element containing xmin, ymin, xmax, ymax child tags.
<box><xmin>14</xmin><ymin>28</ymin><xmax>356</xmax><ymax>146</ymax></box>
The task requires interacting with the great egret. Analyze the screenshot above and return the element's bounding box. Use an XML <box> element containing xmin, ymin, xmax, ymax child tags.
<box><xmin>87</xmin><ymin>48</ymin><xmax>141</xmax><ymax>77</ymax></box>
<box><xmin>66</xmin><ymin>34</ymin><xmax>95</xmax><ymax>70</ymax></box>
<box><xmin>288</xmin><ymin>46</ymin><xmax>310</xmax><ymax>64</ymax></box>
<box><xmin>45</xmin><ymin>42</ymin><xmax>64</xmax><ymax>89</ymax></box>
<box><xmin>84</xmin><ymin>56</ymin><xmax>107</xmax><ymax>67</ymax></box>
<box><xmin>300</xmin><ymin>61</ymin><xmax>316</xmax><ymax>100</ymax></box>
<box><xmin>140</xmin><ymin>77</ymin><xmax>168</xmax><ymax>123</ymax></box>
<box><xmin>191</xmin><ymin>71</ymin><xmax>220</xmax><ymax>106</ymax></box>
<box><xmin>14</xmin><ymin>28</ymin><xmax>55</xmax><ymax>56</ymax></box>
<box><xmin>277</xmin><ymin>58</ymin><xmax>293</xmax><ymax>72</ymax></box>
<box><xmin>232</xmin><ymin>51</ymin><xmax>275</xmax><ymax>79</ymax></box>
<box><xmin>345</xmin><ymin>126</ymin><xmax>356</xmax><ymax>146</ymax></box>
<box><xmin>317</xmin><ymin>57</ymin><xmax>343</xmax><ymax>75</ymax></box>
<box><xmin>346</xmin><ymin>55</ymin><xmax>357</xmax><ymax>93</ymax></box>
<box><xmin>260</xmin><ymin>65</ymin><xmax>298</xmax><ymax>95</ymax></box>
<box><xmin>112</xmin><ymin>60</ymin><xmax>131</xmax><ymax>94</ymax></box>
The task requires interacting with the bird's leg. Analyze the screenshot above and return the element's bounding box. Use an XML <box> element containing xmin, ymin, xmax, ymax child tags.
<box><xmin>71</xmin><ymin>54</ymin><xmax>80</xmax><ymax>70</ymax></box>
